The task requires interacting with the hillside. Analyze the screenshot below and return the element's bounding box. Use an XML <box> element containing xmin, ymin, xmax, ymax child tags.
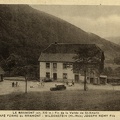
<box><xmin>105</xmin><ymin>36</ymin><xmax>120</xmax><ymax>45</ymax></box>
<box><xmin>0</xmin><ymin>4</ymin><xmax>120</xmax><ymax>69</ymax></box>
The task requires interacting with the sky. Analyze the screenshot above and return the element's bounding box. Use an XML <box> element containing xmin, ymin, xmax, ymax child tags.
<box><xmin>31</xmin><ymin>5</ymin><xmax>120</xmax><ymax>38</ymax></box>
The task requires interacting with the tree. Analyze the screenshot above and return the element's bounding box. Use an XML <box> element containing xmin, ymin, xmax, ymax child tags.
<box><xmin>114</xmin><ymin>56</ymin><xmax>120</xmax><ymax>65</ymax></box>
<box><xmin>5</xmin><ymin>53</ymin><xmax>26</xmax><ymax>75</ymax></box>
<box><xmin>73</xmin><ymin>46</ymin><xmax>104</xmax><ymax>91</ymax></box>
<box><xmin>103</xmin><ymin>67</ymin><xmax>113</xmax><ymax>76</ymax></box>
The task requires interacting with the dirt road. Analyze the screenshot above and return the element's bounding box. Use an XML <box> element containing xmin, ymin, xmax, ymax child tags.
<box><xmin>0</xmin><ymin>80</ymin><xmax>120</xmax><ymax>95</ymax></box>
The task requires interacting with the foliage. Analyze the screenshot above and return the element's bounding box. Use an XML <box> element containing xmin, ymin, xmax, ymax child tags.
<box><xmin>1</xmin><ymin>54</ymin><xmax>26</xmax><ymax>75</ymax></box>
<box><xmin>0</xmin><ymin>5</ymin><xmax>120</xmax><ymax>77</ymax></box>
<box><xmin>73</xmin><ymin>46</ymin><xmax>104</xmax><ymax>91</ymax></box>
<box><xmin>0</xmin><ymin>53</ymin><xmax>39</xmax><ymax>79</ymax></box>
<box><xmin>73</xmin><ymin>46</ymin><xmax>104</xmax><ymax>71</ymax></box>
<box><xmin>114</xmin><ymin>56</ymin><xmax>120</xmax><ymax>65</ymax></box>
<box><xmin>102</xmin><ymin>67</ymin><xmax>120</xmax><ymax>77</ymax></box>
<box><xmin>113</xmin><ymin>67</ymin><xmax>120</xmax><ymax>77</ymax></box>
<box><xmin>102</xmin><ymin>67</ymin><xmax>113</xmax><ymax>76</ymax></box>
<box><xmin>10</xmin><ymin>65</ymin><xmax>39</xmax><ymax>80</ymax></box>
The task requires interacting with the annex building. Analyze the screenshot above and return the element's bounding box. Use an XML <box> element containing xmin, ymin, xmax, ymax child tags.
<box><xmin>38</xmin><ymin>43</ymin><xmax>105</xmax><ymax>83</ymax></box>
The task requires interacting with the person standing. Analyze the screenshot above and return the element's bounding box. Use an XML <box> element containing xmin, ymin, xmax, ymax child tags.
<box><xmin>12</xmin><ymin>82</ymin><xmax>14</xmax><ymax>87</ymax></box>
<box><xmin>16</xmin><ymin>82</ymin><xmax>18</xmax><ymax>87</ymax></box>
<box><xmin>72</xmin><ymin>81</ymin><xmax>74</xmax><ymax>86</ymax></box>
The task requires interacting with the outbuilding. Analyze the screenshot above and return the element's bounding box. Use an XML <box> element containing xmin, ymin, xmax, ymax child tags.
<box><xmin>99</xmin><ymin>75</ymin><xmax>107</xmax><ymax>85</ymax></box>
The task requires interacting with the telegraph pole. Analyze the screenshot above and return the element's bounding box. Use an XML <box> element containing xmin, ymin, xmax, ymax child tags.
<box><xmin>84</xmin><ymin>69</ymin><xmax>87</xmax><ymax>91</ymax></box>
<box><xmin>25</xmin><ymin>66</ymin><xmax>28</xmax><ymax>94</ymax></box>
<box><xmin>25</xmin><ymin>76</ymin><xmax>27</xmax><ymax>93</ymax></box>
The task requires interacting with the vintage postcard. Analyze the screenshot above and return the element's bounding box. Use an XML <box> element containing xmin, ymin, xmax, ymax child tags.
<box><xmin>0</xmin><ymin>0</ymin><xmax>120</xmax><ymax>120</ymax></box>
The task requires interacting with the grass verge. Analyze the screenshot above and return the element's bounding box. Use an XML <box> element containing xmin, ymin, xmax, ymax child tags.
<box><xmin>0</xmin><ymin>90</ymin><xmax>119</xmax><ymax>110</ymax></box>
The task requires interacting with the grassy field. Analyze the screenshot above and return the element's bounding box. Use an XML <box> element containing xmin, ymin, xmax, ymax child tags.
<box><xmin>0</xmin><ymin>90</ymin><xmax>120</xmax><ymax>110</ymax></box>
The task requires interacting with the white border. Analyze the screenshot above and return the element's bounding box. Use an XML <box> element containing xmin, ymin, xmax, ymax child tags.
<box><xmin>0</xmin><ymin>1</ymin><xmax>120</xmax><ymax>120</ymax></box>
<box><xmin>0</xmin><ymin>0</ymin><xmax>120</xmax><ymax>5</ymax></box>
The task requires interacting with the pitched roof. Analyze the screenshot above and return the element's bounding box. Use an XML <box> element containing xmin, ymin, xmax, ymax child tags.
<box><xmin>38</xmin><ymin>43</ymin><xmax>103</xmax><ymax>62</ymax></box>
<box><xmin>42</xmin><ymin>43</ymin><xmax>101</xmax><ymax>53</ymax></box>
<box><xmin>0</xmin><ymin>67</ymin><xmax>5</xmax><ymax>74</ymax></box>
<box><xmin>39</xmin><ymin>53</ymin><xmax>75</xmax><ymax>62</ymax></box>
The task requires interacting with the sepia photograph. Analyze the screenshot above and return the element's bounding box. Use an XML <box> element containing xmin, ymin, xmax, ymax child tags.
<box><xmin>0</xmin><ymin>2</ymin><xmax>120</xmax><ymax>117</ymax></box>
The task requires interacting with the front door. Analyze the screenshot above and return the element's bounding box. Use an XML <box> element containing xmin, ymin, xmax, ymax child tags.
<box><xmin>53</xmin><ymin>73</ymin><xmax>57</xmax><ymax>80</ymax></box>
<box><xmin>75</xmin><ymin>75</ymin><xmax>79</xmax><ymax>82</ymax></box>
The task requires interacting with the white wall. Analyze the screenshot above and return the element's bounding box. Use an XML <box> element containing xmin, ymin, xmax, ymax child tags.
<box><xmin>39</xmin><ymin>62</ymin><xmax>75</xmax><ymax>81</ymax></box>
<box><xmin>40</xmin><ymin>62</ymin><xmax>46</xmax><ymax>78</ymax></box>
<box><xmin>57</xmin><ymin>63</ymin><xmax>62</xmax><ymax>79</ymax></box>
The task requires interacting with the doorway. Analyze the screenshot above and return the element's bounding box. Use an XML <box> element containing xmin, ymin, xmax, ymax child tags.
<box><xmin>53</xmin><ymin>73</ymin><xmax>57</xmax><ymax>80</ymax></box>
<box><xmin>75</xmin><ymin>74</ymin><xmax>79</xmax><ymax>82</ymax></box>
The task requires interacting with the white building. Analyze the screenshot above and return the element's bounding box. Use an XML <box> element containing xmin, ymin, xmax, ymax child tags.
<box><xmin>38</xmin><ymin>43</ymin><xmax>104</xmax><ymax>83</ymax></box>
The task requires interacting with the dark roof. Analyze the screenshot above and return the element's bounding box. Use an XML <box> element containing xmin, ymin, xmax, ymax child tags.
<box><xmin>42</xmin><ymin>43</ymin><xmax>102</xmax><ymax>53</ymax></box>
<box><xmin>0</xmin><ymin>67</ymin><xmax>4</xmax><ymax>74</ymax></box>
<box><xmin>38</xmin><ymin>43</ymin><xmax>103</xmax><ymax>62</ymax></box>
<box><xmin>39</xmin><ymin>53</ymin><xmax>75</xmax><ymax>62</ymax></box>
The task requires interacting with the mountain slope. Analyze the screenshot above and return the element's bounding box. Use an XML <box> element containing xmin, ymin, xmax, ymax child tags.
<box><xmin>105</xmin><ymin>36</ymin><xmax>120</xmax><ymax>45</ymax></box>
<box><xmin>0</xmin><ymin>4</ymin><xmax>120</xmax><ymax>66</ymax></box>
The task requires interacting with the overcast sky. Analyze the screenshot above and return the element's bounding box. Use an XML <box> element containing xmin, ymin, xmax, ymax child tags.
<box><xmin>31</xmin><ymin>5</ymin><xmax>120</xmax><ymax>38</ymax></box>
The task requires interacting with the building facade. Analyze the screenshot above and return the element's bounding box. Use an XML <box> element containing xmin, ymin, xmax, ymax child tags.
<box><xmin>40</xmin><ymin>62</ymin><xmax>75</xmax><ymax>81</ymax></box>
<box><xmin>38</xmin><ymin>43</ymin><xmax>104</xmax><ymax>83</ymax></box>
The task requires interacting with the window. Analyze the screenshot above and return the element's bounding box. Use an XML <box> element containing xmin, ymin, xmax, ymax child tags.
<box><xmin>63</xmin><ymin>73</ymin><xmax>67</xmax><ymax>79</ymax></box>
<box><xmin>63</xmin><ymin>63</ymin><xmax>67</xmax><ymax>69</ymax></box>
<box><xmin>53</xmin><ymin>63</ymin><xmax>57</xmax><ymax>69</ymax></box>
<box><xmin>46</xmin><ymin>63</ymin><xmax>50</xmax><ymax>68</ymax></box>
<box><xmin>46</xmin><ymin>72</ymin><xmax>50</xmax><ymax>78</ymax></box>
